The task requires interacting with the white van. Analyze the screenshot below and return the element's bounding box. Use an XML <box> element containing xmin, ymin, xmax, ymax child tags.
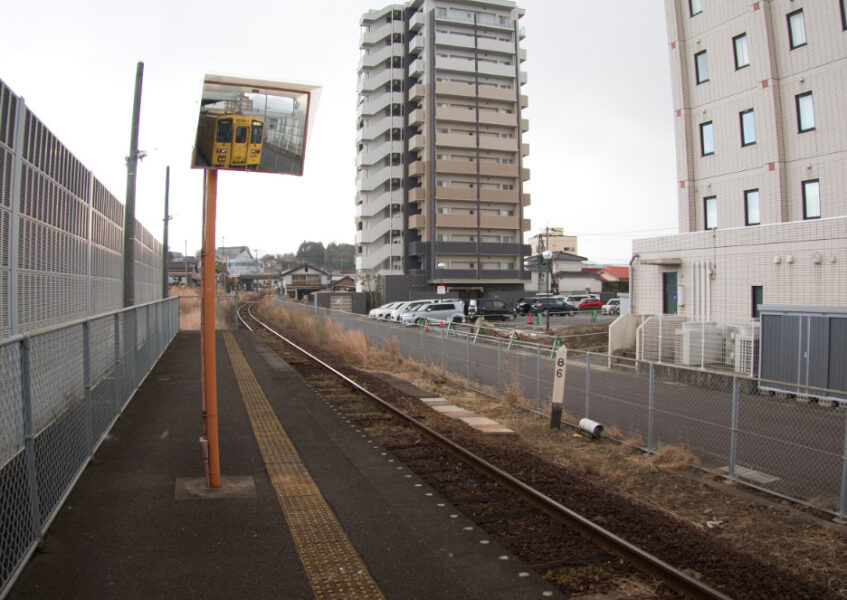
<box><xmin>400</xmin><ymin>300</ymin><xmax>466</xmax><ymax>326</ymax></box>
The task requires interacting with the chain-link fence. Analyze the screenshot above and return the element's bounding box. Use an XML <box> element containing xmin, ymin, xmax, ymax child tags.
<box><xmin>0</xmin><ymin>298</ymin><xmax>178</xmax><ymax>598</ymax></box>
<box><xmin>280</xmin><ymin>301</ymin><xmax>847</xmax><ymax>520</ymax></box>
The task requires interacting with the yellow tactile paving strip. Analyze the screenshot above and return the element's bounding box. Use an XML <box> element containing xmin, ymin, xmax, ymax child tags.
<box><xmin>223</xmin><ymin>333</ymin><xmax>385</xmax><ymax>599</ymax></box>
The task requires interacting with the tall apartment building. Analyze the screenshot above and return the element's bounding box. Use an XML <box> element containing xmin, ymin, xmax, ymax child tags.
<box><xmin>355</xmin><ymin>0</ymin><xmax>531</xmax><ymax>301</ymax></box>
<box><xmin>632</xmin><ymin>0</ymin><xmax>847</xmax><ymax>324</ymax></box>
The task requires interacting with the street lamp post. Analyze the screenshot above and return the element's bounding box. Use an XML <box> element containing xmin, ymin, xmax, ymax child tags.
<box><xmin>542</xmin><ymin>250</ymin><xmax>553</xmax><ymax>333</ymax></box>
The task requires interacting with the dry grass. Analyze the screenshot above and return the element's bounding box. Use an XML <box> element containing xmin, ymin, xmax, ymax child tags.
<box><xmin>644</xmin><ymin>445</ymin><xmax>701</xmax><ymax>471</ymax></box>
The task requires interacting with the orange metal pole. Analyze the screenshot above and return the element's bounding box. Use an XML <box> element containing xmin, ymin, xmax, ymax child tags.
<box><xmin>202</xmin><ymin>169</ymin><xmax>221</xmax><ymax>488</ymax></box>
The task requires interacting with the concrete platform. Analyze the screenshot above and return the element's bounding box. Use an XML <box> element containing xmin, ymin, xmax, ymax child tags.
<box><xmin>8</xmin><ymin>331</ymin><xmax>560</xmax><ymax>599</ymax></box>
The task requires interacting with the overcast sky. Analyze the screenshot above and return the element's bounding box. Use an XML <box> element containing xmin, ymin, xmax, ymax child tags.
<box><xmin>2</xmin><ymin>0</ymin><xmax>677</xmax><ymax>264</ymax></box>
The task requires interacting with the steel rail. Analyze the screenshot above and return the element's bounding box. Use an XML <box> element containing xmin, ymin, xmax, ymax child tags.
<box><xmin>242</xmin><ymin>304</ymin><xmax>732</xmax><ymax>600</ymax></box>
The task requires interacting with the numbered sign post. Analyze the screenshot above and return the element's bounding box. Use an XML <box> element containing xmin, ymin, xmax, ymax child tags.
<box><xmin>550</xmin><ymin>346</ymin><xmax>567</xmax><ymax>429</ymax></box>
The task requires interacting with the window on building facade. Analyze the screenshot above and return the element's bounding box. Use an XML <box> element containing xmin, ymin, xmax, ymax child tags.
<box><xmin>796</xmin><ymin>92</ymin><xmax>815</xmax><ymax>132</ymax></box>
<box><xmin>751</xmin><ymin>286</ymin><xmax>763</xmax><ymax>319</ymax></box>
<box><xmin>695</xmin><ymin>50</ymin><xmax>709</xmax><ymax>84</ymax></box>
<box><xmin>733</xmin><ymin>33</ymin><xmax>750</xmax><ymax>69</ymax></box>
<box><xmin>690</xmin><ymin>0</ymin><xmax>702</xmax><ymax>17</ymax></box>
<box><xmin>788</xmin><ymin>9</ymin><xmax>807</xmax><ymax>49</ymax></box>
<box><xmin>802</xmin><ymin>179</ymin><xmax>821</xmax><ymax>219</ymax></box>
<box><xmin>704</xmin><ymin>196</ymin><xmax>718</xmax><ymax>230</ymax></box>
<box><xmin>842</xmin><ymin>0</ymin><xmax>847</xmax><ymax>30</ymax></box>
<box><xmin>740</xmin><ymin>109</ymin><xmax>756</xmax><ymax>146</ymax></box>
<box><xmin>700</xmin><ymin>121</ymin><xmax>715</xmax><ymax>156</ymax></box>
<box><xmin>744</xmin><ymin>189</ymin><xmax>760</xmax><ymax>225</ymax></box>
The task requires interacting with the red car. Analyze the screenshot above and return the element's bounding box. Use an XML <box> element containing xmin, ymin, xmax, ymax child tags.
<box><xmin>578</xmin><ymin>297</ymin><xmax>603</xmax><ymax>310</ymax></box>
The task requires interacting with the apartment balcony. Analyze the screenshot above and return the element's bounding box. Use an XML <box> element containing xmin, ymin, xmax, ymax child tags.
<box><xmin>435</xmin><ymin>106</ymin><xmax>476</xmax><ymax>124</ymax></box>
<box><xmin>476</xmin><ymin>37</ymin><xmax>516</xmax><ymax>55</ymax></box>
<box><xmin>519</xmin><ymin>48</ymin><xmax>527</xmax><ymax>63</ymax></box>
<box><xmin>358</xmin><ymin>68</ymin><xmax>402</xmax><ymax>94</ymax></box>
<box><xmin>410</xmin><ymin>58</ymin><xmax>425</xmax><ymax>78</ymax></box>
<box><xmin>357</xmin><ymin>114</ymin><xmax>404</xmax><ymax>143</ymax></box>
<box><xmin>358</xmin><ymin>88</ymin><xmax>403</xmax><ymax>118</ymax></box>
<box><xmin>357</xmin><ymin>189</ymin><xmax>402</xmax><ymax>218</ymax></box>
<box><xmin>408</xmin><ymin>35</ymin><xmax>425</xmax><ymax>56</ymax></box>
<box><xmin>436</xmin><ymin>159</ymin><xmax>476</xmax><ymax>175</ymax></box>
<box><xmin>521</xmin><ymin>167</ymin><xmax>530</xmax><ymax>181</ymax></box>
<box><xmin>433</xmin><ymin>242</ymin><xmax>526</xmax><ymax>256</ymax></box>
<box><xmin>520</xmin><ymin>94</ymin><xmax>528</xmax><ymax>108</ymax></box>
<box><xmin>480</xmin><ymin>215</ymin><xmax>520</xmax><ymax>229</ymax></box>
<box><xmin>358</xmin><ymin>241</ymin><xmax>402</xmax><ymax>272</ymax></box>
<box><xmin>436</xmin><ymin>213</ymin><xmax>476</xmax><ymax>228</ymax></box>
<box><xmin>435</xmin><ymin>132</ymin><xmax>476</xmax><ymax>149</ymax></box>
<box><xmin>356</xmin><ymin>140</ymin><xmax>403</xmax><ymax>168</ymax></box>
<box><xmin>522</xmin><ymin>218</ymin><xmax>531</xmax><ymax>232</ymax></box>
<box><xmin>409</xmin><ymin>10</ymin><xmax>424</xmax><ymax>31</ymax></box>
<box><xmin>408</xmin><ymin>160</ymin><xmax>426</xmax><ymax>177</ymax></box>
<box><xmin>521</xmin><ymin>143</ymin><xmax>529</xmax><ymax>157</ymax></box>
<box><xmin>436</xmin><ymin>56</ymin><xmax>477</xmax><ymax>75</ymax></box>
<box><xmin>409</xmin><ymin>83</ymin><xmax>425</xmax><ymax>102</ymax></box>
<box><xmin>435</xmin><ymin>186</ymin><xmax>475</xmax><ymax>201</ymax></box>
<box><xmin>409</xmin><ymin>214</ymin><xmax>427</xmax><ymax>230</ymax></box>
<box><xmin>477</xmin><ymin>61</ymin><xmax>516</xmax><ymax>78</ymax></box>
<box><xmin>409</xmin><ymin>134</ymin><xmax>425</xmax><ymax>152</ymax></box>
<box><xmin>434</xmin><ymin>31</ymin><xmax>475</xmax><ymax>50</ymax></box>
<box><xmin>407</xmin><ymin>241</ymin><xmax>427</xmax><ymax>256</ymax></box>
<box><xmin>360</xmin><ymin>20</ymin><xmax>404</xmax><ymax>47</ymax></box>
<box><xmin>360</xmin><ymin>164</ymin><xmax>403</xmax><ymax>192</ymax></box>
<box><xmin>357</xmin><ymin>214</ymin><xmax>404</xmax><ymax>245</ymax></box>
<box><xmin>477</xmin><ymin>110</ymin><xmax>520</xmax><ymax>127</ymax></box>
<box><xmin>480</xmin><ymin>188</ymin><xmax>518</xmax><ymax>203</ymax></box>
<box><xmin>522</xmin><ymin>193</ymin><xmax>531</xmax><ymax>207</ymax></box>
<box><xmin>519</xmin><ymin>70</ymin><xmax>527</xmax><ymax>85</ymax></box>
<box><xmin>479</xmin><ymin>162</ymin><xmax>518</xmax><ymax>177</ymax></box>
<box><xmin>408</xmin><ymin>108</ymin><xmax>425</xmax><ymax>126</ymax></box>
<box><xmin>358</xmin><ymin>42</ymin><xmax>405</xmax><ymax>71</ymax></box>
<box><xmin>477</xmin><ymin>136</ymin><xmax>518</xmax><ymax>152</ymax></box>
<box><xmin>409</xmin><ymin>187</ymin><xmax>426</xmax><ymax>204</ymax></box>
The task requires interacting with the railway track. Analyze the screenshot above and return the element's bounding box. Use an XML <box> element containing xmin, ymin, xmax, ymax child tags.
<box><xmin>239</xmin><ymin>302</ymin><xmax>837</xmax><ymax>600</ymax></box>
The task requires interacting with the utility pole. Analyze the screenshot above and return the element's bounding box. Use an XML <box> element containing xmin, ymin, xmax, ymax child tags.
<box><xmin>123</xmin><ymin>61</ymin><xmax>144</xmax><ymax>307</ymax></box>
<box><xmin>162</xmin><ymin>166</ymin><xmax>170</xmax><ymax>298</ymax></box>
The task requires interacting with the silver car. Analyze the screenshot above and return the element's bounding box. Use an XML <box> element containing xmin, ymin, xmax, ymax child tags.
<box><xmin>400</xmin><ymin>300</ymin><xmax>466</xmax><ymax>326</ymax></box>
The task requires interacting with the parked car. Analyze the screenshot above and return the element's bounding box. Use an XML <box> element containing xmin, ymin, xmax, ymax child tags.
<box><xmin>388</xmin><ymin>298</ymin><xmax>443</xmax><ymax>322</ymax></box>
<box><xmin>514</xmin><ymin>297</ymin><xmax>538</xmax><ymax>315</ymax></box>
<box><xmin>467</xmin><ymin>298</ymin><xmax>516</xmax><ymax>322</ymax></box>
<box><xmin>601</xmin><ymin>298</ymin><xmax>621</xmax><ymax>315</ymax></box>
<box><xmin>400</xmin><ymin>300</ymin><xmax>466</xmax><ymax>326</ymax></box>
<box><xmin>528</xmin><ymin>296</ymin><xmax>577</xmax><ymax>316</ymax></box>
<box><xmin>369</xmin><ymin>302</ymin><xmax>398</xmax><ymax>319</ymax></box>
<box><xmin>578</xmin><ymin>297</ymin><xmax>603</xmax><ymax>310</ymax></box>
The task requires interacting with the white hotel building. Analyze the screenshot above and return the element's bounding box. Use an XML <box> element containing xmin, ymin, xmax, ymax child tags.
<box><xmin>632</xmin><ymin>0</ymin><xmax>847</xmax><ymax>326</ymax></box>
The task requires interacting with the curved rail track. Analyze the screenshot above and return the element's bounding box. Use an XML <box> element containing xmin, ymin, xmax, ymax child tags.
<box><xmin>238</xmin><ymin>303</ymin><xmax>740</xmax><ymax>600</ymax></box>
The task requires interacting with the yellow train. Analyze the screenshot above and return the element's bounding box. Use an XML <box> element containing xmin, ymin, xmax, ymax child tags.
<box><xmin>196</xmin><ymin>113</ymin><xmax>264</xmax><ymax>170</ymax></box>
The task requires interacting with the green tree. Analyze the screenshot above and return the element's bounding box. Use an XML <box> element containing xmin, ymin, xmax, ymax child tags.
<box><xmin>324</xmin><ymin>242</ymin><xmax>355</xmax><ymax>272</ymax></box>
<box><xmin>295</xmin><ymin>241</ymin><xmax>326</xmax><ymax>266</ymax></box>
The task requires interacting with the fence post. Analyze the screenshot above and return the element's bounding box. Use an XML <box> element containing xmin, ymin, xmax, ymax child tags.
<box><xmin>21</xmin><ymin>337</ymin><xmax>42</xmax><ymax>537</ymax></box>
<box><xmin>701</xmin><ymin>321</ymin><xmax>706</xmax><ymax>370</ymax></box>
<box><xmin>440</xmin><ymin>327</ymin><xmax>445</xmax><ymax>372</ymax></box>
<box><xmin>114</xmin><ymin>313</ymin><xmax>122</xmax><ymax>413</ymax></box>
<box><xmin>535</xmin><ymin>344</ymin><xmax>541</xmax><ymax>411</ymax></box>
<box><xmin>465</xmin><ymin>332</ymin><xmax>470</xmax><ymax>383</ymax></box>
<box><xmin>729</xmin><ymin>376</ymin><xmax>739</xmax><ymax>481</ymax></box>
<box><xmin>658</xmin><ymin>315</ymin><xmax>663</xmax><ymax>363</ymax></box>
<box><xmin>497</xmin><ymin>339</ymin><xmax>503</xmax><ymax>395</ymax></box>
<box><xmin>83</xmin><ymin>321</ymin><xmax>94</xmax><ymax>455</ymax></box>
<box><xmin>585</xmin><ymin>352</ymin><xmax>592</xmax><ymax>418</ymax></box>
<box><xmin>647</xmin><ymin>362</ymin><xmax>655</xmax><ymax>452</ymax></box>
<box><xmin>840</xmin><ymin>406</ymin><xmax>847</xmax><ymax>520</ymax></box>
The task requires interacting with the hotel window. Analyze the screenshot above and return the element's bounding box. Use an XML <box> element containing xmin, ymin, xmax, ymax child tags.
<box><xmin>802</xmin><ymin>180</ymin><xmax>820</xmax><ymax>219</ymax></box>
<box><xmin>744</xmin><ymin>189</ymin><xmax>760</xmax><ymax>225</ymax></box>
<box><xmin>733</xmin><ymin>33</ymin><xmax>750</xmax><ymax>69</ymax></box>
<box><xmin>740</xmin><ymin>109</ymin><xmax>756</xmax><ymax>146</ymax></box>
<box><xmin>704</xmin><ymin>196</ymin><xmax>717</xmax><ymax>230</ymax></box>
<box><xmin>695</xmin><ymin>50</ymin><xmax>709</xmax><ymax>84</ymax></box>
<box><xmin>788</xmin><ymin>9</ymin><xmax>807</xmax><ymax>49</ymax></box>
<box><xmin>690</xmin><ymin>0</ymin><xmax>702</xmax><ymax>17</ymax></box>
<box><xmin>796</xmin><ymin>92</ymin><xmax>815</xmax><ymax>132</ymax></box>
<box><xmin>700</xmin><ymin>121</ymin><xmax>714</xmax><ymax>156</ymax></box>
